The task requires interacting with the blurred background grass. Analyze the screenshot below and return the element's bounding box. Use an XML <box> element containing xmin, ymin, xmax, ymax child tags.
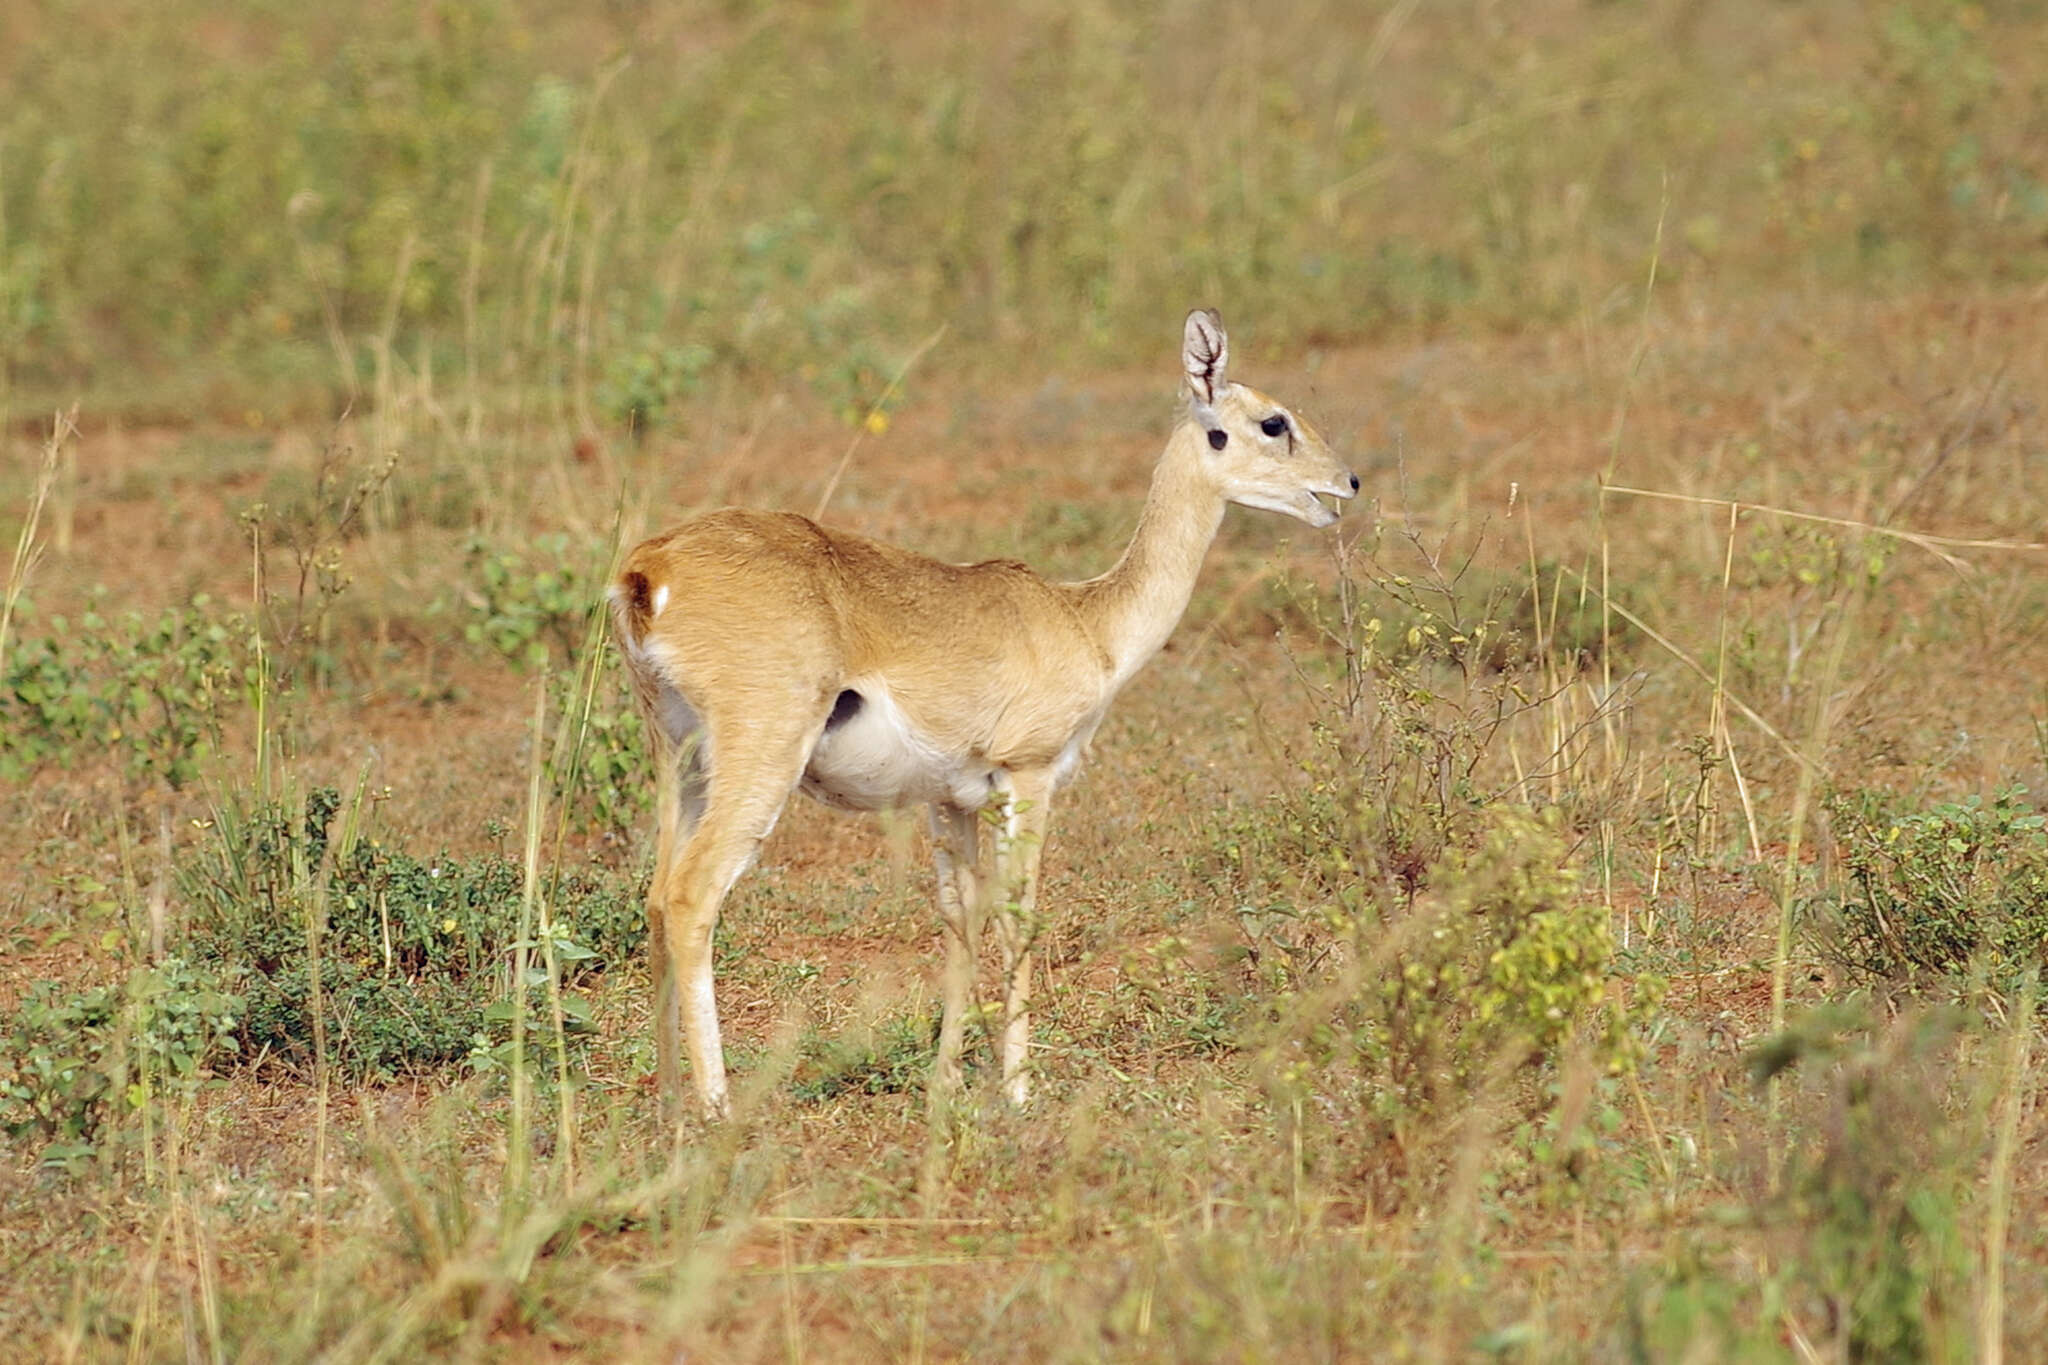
<box><xmin>4</xmin><ymin>0</ymin><xmax>2045</xmax><ymax>425</ymax></box>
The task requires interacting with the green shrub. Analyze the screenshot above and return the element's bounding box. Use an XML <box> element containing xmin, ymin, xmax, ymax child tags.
<box><xmin>1631</xmin><ymin>1003</ymin><xmax>1975</xmax><ymax>1360</ymax></box>
<box><xmin>790</xmin><ymin>1013</ymin><xmax>940</xmax><ymax>1104</ymax></box>
<box><xmin>1259</xmin><ymin>805</ymin><xmax>1653</xmax><ymax>1120</ymax></box>
<box><xmin>463</xmin><ymin>534</ymin><xmax>593</xmax><ymax>671</ymax></box>
<box><xmin>179</xmin><ymin>789</ymin><xmax>645</xmax><ymax>1080</ymax></box>
<box><xmin>548</xmin><ymin>667</ymin><xmax>652</xmax><ymax>839</ymax></box>
<box><xmin>0</xmin><ymin>595</ymin><xmax>255</xmax><ymax>789</ymax></box>
<box><xmin>1817</xmin><ymin>786</ymin><xmax>2048</xmax><ymax>1002</ymax></box>
<box><xmin>0</xmin><ymin>629</ymin><xmax>97</xmax><ymax>768</ymax></box>
<box><xmin>597</xmin><ymin>339</ymin><xmax>713</xmax><ymax>437</ymax></box>
<box><xmin>1209</xmin><ymin>537</ymin><xmax>1662</xmax><ymax>1202</ymax></box>
<box><xmin>1414</xmin><ymin>810</ymin><xmax>1631</xmax><ymax>1083</ymax></box>
<box><xmin>0</xmin><ymin>957</ymin><xmax>242</xmax><ymax>1165</ymax></box>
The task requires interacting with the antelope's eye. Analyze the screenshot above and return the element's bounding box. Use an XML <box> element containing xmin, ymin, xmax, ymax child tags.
<box><xmin>1207</xmin><ymin>429</ymin><xmax>1228</xmax><ymax>450</ymax></box>
<box><xmin>1260</xmin><ymin>415</ymin><xmax>1288</xmax><ymax>438</ymax></box>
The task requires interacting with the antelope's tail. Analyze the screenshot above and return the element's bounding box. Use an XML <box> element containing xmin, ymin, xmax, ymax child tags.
<box><xmin>611</xmin><ymin>568</ymin><xmax>656</xmax><ymax>650</ymax></box>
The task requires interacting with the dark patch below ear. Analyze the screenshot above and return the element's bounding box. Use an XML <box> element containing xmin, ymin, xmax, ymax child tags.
<box><xmin>1207</xmin><ymin>429</ymin><xmax>1228</xmax><ymax>450</ymax></box>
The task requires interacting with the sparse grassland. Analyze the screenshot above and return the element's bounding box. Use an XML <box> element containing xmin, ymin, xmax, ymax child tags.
<box><xmin>5</xmin><ymin>1</ymin><xmax>2048</xmax><ymax>1361</ymax></box>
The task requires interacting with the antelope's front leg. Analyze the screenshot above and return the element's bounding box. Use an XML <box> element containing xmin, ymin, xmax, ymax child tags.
<box><xmin>991</xmin><ymin>771</ymin><xmax>1054</xmax><ymax>1106</ymax></box>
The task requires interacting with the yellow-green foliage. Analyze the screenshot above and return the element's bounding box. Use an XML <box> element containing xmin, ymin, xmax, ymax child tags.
<box><xmin>1443</xmin><ymin>809</ymin><xmax>1619</xmax><ymax>1059</ymax></box>
<box><xmin>1250</xmin><ymin>801</ymin><xmax>1660</xmax><ymax>1192</ymax></box>
<box><xmin>1373</xmin><ymin>806</ymin><xmax>1653</xmax><ymax>1108</ymax></box>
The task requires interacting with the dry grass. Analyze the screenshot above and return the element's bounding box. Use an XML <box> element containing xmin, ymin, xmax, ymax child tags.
<box><xmin>2</xmin><ymin>286</ymin><xmax>2045</xmax><ymax>1361</ymax></box>
<box><xmin>6</xmin><ymin>1</ymin><xmax>2048</xmax><ymax>1358</ymax></box>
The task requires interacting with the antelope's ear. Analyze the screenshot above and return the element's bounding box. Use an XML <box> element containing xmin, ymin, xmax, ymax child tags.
<box><xmin>1182</xmin><ymin>309</ymin><xmax>1229</xmax><ymax>407</ymax></box>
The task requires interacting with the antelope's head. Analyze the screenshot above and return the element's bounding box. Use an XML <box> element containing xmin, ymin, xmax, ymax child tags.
<box><xmin>1181</xmin><ymin>308</ymin><xmax>1359</xmax><ymax>528</ymax></box>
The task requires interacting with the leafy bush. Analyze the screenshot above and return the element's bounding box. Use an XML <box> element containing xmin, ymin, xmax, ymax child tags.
<box><xmin>597</xmin><ymin>339</ymin><xmax>713</xmax><ymax>437</ymax></box>
<box><xmin>549</xmin><ymin>668</ymin><xmax>652</xmax><ymax>838</ymax></box>
<box><xmin>1390</xmin><ymin>809</ymin><xmax>1633</xmax><ymax>1093</ymax></box>
<box><xmin>180</xmin><ymin>789</ymin><xmax>646</xmax><ymax>1080</ymax></box>
<box><xmin>1258</xmin><ymin>805</ymin><xmax>1654</xmax><ymax>1121</ymax></box>
<box><xmin>1632</xmin><ymin>1003</ymin><xmax>1974</xmax><ymax>1360</ymax></box>
<box><xmin>0</xmin><ymin>957</ymin><xmax>242</xmax><ymax>1164</ymax></box>
<box><xmin>463</xmin><ymin>534</ymin><xmax>593</xmax><ymax>670</ymax></box>
<box><xmin>1208</xmin><ymin>537</ymin><xmax>1661</xmax><ymax>1200</ymax></box>
<box><xmin>1817</xmin><ymin>786</ymin><xmax>2048</xmax><ymax>1002</ymax></box>
<box><xmin>790</xmin><ymin>1013</ymin><xmax>940</xmax><ymax>1104</ymax></box>
<box><xmin>0</xmin><ymin>595</ymin><xmax>255</xmax><ymax>788</ymax></box>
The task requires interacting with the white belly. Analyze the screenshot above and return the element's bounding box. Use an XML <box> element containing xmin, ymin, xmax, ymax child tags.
<box><xmin>802</xmin><ymin>686</ymin><xmax>997</xmax><ymax>811</ymax></box>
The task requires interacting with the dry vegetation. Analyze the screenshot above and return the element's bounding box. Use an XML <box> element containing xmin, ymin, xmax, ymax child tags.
<box><xmin>4</xmin><ymin>1</ymin><xmax>2048</xmax><ymax>1360</ymax></box>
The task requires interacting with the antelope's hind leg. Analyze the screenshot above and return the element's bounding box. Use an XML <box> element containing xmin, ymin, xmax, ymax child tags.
<box><xmin>644</xmin><ymin>716</ymin><xmax>708</xmax><ymax>1116</ymax></box>
<box><xmin>650</xmin><ymin>705</ymin><xmax>827</xmax><ymax>1121</ymax></box>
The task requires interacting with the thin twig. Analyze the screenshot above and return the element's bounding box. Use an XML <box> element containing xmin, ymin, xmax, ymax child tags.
<box><xmin>0</xmin><ymin>406</ymin><xmax>75</xmax><ymax>680</ymax></box>
<box><xmin>1603</xmin><ymin>483</ymin><xmax>2046</xmax><ymax>570</ymax></box>
<box><xmin>1882</xmin><ymin>360</ymin><xmax>2009</xmax><ymax>527</ymax></box>
<box><xmin>811</xmin><ymin>324</ymin><xmax>949</xmax><ymax>522</ymax></box>
<box><xmin>740</xmin><ymin>1253</ymin><xmax>1055</xmax><ymax>1279</ymax></box>
<box><xmin>1558</xmin><ymin>565</ymin><xmax>1821</xmax><ymax>776</ymax></box>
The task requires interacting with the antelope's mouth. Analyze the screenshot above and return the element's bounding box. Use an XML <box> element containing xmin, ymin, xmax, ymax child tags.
<box><xmin>1312</xmin><ymin>473</ymin><xmax>1361</xmax><ymax>522</ymax></box>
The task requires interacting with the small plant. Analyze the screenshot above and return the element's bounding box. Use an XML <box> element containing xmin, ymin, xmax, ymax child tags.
<box><xmin>1817</xmin><ymin>785</ymin><xmax>2048</xmax><ymax>1003</ymax></box>
<box><xmin>1217</xmin><ymin>533</ymin><xmax>1660</xmax><ymax>1200</ymax></box>
<box><xmin>462</xmin><ymin>535</ymin><xmax>649</xmax><ymax>833</ymax></box>
<box><xmin>548</xmin><ymin>667</ymin><xmax>652</xmax><ymax>837</ymax></box>
<box><xmin>790</xmin><ymin>1011</ymin><xmax>939</xmax><ymax>1103</ymax></box>
<box><xmin>596</xmin><ymin>338</ymin><xmax>713</xmax><ymax>437</ymax></box>
<box><xmin>0</xmin><ymin>957</ymin><xmax>242</xmax><ymax>1164</ymax></box>
<box><xmin>180</xmin><ymin>788</ymin><xmax>645</xmax><ymax>1079</ymax></box>
<box><xmin>1257</xmin><ymin>805</ymin><xmax>1654</xmax><ymax>1123</ymax></box>
<box><xmin>1251</xmin><ymin>527</ymin><xmax>1555</xmax><ymax>899</ymax></box>
<box><xmin>463</xmin><ymin>533</ymin><xmax>593</xmax><ymax>670</ymax></box>
<box><xmin>0</xmin><ymin>623</ymin><xmax>96</xmax><ymax>772</ymax></box>
<box><xmin>811</xmin><ymin>337</ymin><xmax>909</xmax><ymax>430</ymax></box>
<box><xmin>1399</xmin><ymin>809</ymin><xmax>1634</xmax><ymax>1088</ymax></box>
<box><xmin>241</xmin><ymin>439</ymin><xmax>397</xmax><ymax>690</ymax></box>
<box><xmin>0</xmin><ymin>595</ymin><xmax>255</xmax><ymax>789</ymax></box>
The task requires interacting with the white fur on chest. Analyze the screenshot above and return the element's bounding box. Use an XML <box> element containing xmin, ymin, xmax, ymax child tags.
<box><xmin>802</xmin><ymin>685</ymin><xmax>999</xmax><ymax>812</ymax></box>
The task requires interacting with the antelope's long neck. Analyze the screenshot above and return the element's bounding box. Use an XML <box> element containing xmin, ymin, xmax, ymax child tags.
<box><xmin>1072</xmin><ymin>423</ymin><xmax>1226</xmax><ymax>686</ymax></box>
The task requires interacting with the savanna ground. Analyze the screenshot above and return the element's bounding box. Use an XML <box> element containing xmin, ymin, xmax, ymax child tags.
<box><xmin>5</xmin><ymin>1</ymin><xmax>2048</xmax><ymax>1360</ymax></box>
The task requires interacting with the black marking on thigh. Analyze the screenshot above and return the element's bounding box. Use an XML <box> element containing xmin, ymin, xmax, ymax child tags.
<box><xmin>825</xmin><ymin>689</ymin><xmax>864</xmax><ymax>730</ymax></box>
